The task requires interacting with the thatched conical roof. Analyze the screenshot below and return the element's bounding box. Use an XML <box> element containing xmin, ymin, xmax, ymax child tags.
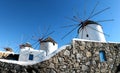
<box><xmin>40</xmin><ymin>37</ymin><xmax>57</xmax><ymax>44</ymax></box>
<box><xmin>78</xmin><ymin>20</ymin><xmax>100</xmax><ymax>33</ymax></box>
<box><xmin>4</xmin><ymin>47</ymin><xmax>13</xmax><ymax>52</ymax></box>
<box><xmin>19</xmin><ymin>42</ymin><xmax>32</xmax><ymax>49</ymax></box>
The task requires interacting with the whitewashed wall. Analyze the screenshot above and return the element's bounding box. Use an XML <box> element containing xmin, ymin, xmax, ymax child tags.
<box><xmin>19</xmin><ymin>47</ymin><xmax>46</xmax><ymax>61</ymax></box>
<box><xmin>78</xmin><ymin>24</ymin><xmax>106</xmax><ymax>42</ymax></box>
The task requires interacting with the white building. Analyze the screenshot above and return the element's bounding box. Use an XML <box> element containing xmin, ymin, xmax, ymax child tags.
<box><xmin>18</xmin><ymin>43</ymin><xmax>46</xmax><ymax>61</ymax></box>
<box><xmin>78</xmin><ymin>20</ymin><xmax>106</xmax><ymax>42</ymax></box>
<box><xmin>18</xmin><ymin>37</ymin><xmax>58</xmax><ymax>62</ymax></box>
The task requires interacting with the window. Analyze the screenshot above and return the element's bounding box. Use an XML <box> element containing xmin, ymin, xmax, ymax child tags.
<box><xmin>29</xmin><ymin>54</ymin><xmax>33</xmax><ymax>60</ymax></box>
<box><xmin>99</xmin><ymin>50</ymin><xmax>107</xmax><ymax>62</ymax></box>
<box><xmin>86</xmin><ymin>34</ymin><xmax>89</xmax><ymax>37</ymax></box>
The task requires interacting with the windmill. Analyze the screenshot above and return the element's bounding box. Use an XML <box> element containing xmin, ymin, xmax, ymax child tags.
<box><xmin>18</xmin><ymin>25</ymin><xmax>57</xmax><ymax>61</ymax></box>
<box><xmin>0</xmin><ymin>41</ymin><xmax>14</xmax><ymax>59</ymax></box>
<box><xmin>61</xmin><ymin>1</ymin><xmax>113</xmax><ymax>42</ymax></box>
<box><xmin>0</xmin><ymin>41</ymin><xmax>14</xmax><ymax>52</ymax></box>
<box><xmin>32</xmin><ymin>25</ymin><xmax>58</xmax><ymax>56</ymax></box>
<box><xmin>4</xmin><ymin>47</ymin><xmax>13</xmax><ymax>52</ymax></box>
<box><xmin>32</xmin><ymin>25</ymin><xmax>55</xmax><ymax>49</ymax></box>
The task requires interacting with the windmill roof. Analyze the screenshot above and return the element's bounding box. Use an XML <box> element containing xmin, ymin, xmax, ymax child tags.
<box><xmin>19</xmin><ymin>42</ymin><xmax>32</xmax><ymax>49</ymax></box>
<box><xmin>78</xmin><ymin>20</ymin><xmax>101</xmax><ymax>33</ymax></box>
<box><xmin>4</xmin><ymin>47</ymin><xmax>13</xmax><ymax>52</ymax></box>
<box><xmin>41</xmin><ymin>37</ymin><xmax>57</xmax><ymax>43</ymax></box>
<box><xmin>84</xmin><ymin>20</ymin><xmax>99</xmax><ymax>24</ymax></box>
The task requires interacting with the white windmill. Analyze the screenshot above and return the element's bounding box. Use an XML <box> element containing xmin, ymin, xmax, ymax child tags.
<box><xmin>61</xmin><ymin>2</ymin><xmax>113</xmax><ymax>42</ymax></box>
<box><xmin>39</xmin><ymin>37</ymin><xmax>58</xmax><ymax>56</ymax></box>
<box><xmin>0</xmin><ymin>42</ymin><xmax>14</xmax><ymax>59</ymax></box>
<box><xmin>32</xmin><ymin>26</ymin><xmax>58</xmax><ymax>56</ymax></box>
<box><xmin>78</xmin><ymin>20</ymin><xmax>106</xmax><ymax>42</ymax></box>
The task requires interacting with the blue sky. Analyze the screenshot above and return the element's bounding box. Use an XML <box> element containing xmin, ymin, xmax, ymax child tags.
<box><xmin>0</xmin><ymin>0</ymin><xmax>120</xmax><ymax>53</ymax></box>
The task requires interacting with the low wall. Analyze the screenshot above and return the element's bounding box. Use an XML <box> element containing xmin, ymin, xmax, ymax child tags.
<box><xmin>0</xmin><ymin>40</ymin><xmax>119</xmax><ymax>73</ymax></box>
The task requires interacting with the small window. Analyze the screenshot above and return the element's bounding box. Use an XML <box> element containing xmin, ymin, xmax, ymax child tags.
<box><xmin>99</xmin><ymin>50</ymin><xmax>107</xmax><ymax>62</ymax></box>
<box><xmin>86</xmin><ymin>34</ymin><xmax>89</xmax><ymax>37</ymax></box>
<box><xmin>29</xmin><ymin>54</ymin><xmax>33</xmax><ymax>60</ymax></box>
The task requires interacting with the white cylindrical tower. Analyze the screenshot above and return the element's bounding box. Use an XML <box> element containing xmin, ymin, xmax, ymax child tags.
<box><xmin>40</xmin><ymin>37</ymin><xmax>58</xmax><ymax>56</ymax></box>
<box><xmin>78</xmin><ymin>20</ymin><xmax>106</xmax><ymax>42</ymax></box>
